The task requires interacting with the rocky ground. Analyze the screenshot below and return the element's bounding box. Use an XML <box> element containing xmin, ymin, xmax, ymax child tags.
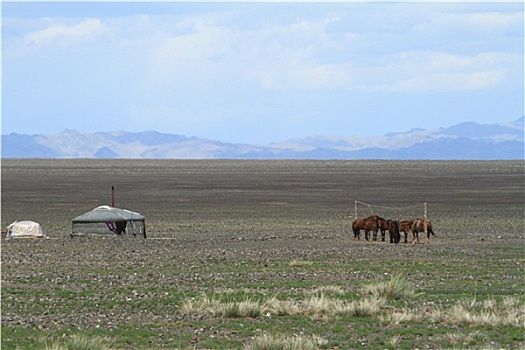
<box><xmin>1</xmin><ymin>160</ymin><xmax>524</xmax><ymax>348</ymax></box>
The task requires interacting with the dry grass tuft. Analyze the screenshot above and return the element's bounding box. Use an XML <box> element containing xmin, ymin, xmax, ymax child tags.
<box><xmin>382</xmin><ymin>297</ymin><xmax>525</xmax><ymax>328</ymax></box>
<box><xmin>360</xmin><ymin>274</ymin><xmax>416</xmax><ymax>300</ymax></box>
<box><xmin>341</xmin><ymin>297</ymin><xmax>386</xmax><ymax>318</ymax></box>
<box><xmin>213</xmin><ymin>298</ymin><xmax>263</xmax><ymax>318</ymax></box>
<box><xmin>181</xmin><ymin>292</ymin><xmax>386</xmax><ymax>320</ymax></box>
<box><xmin>42</xmin><ymin>335</ymin><xmax>113</xmax><ymax>350</ymax></box>
<box><xmin>180</xmin><ymin>294</ymin><xmax>220</xmax><ymax>314</ymax></box>
<box><xmin>389</xmin><ymin>334</ymin><xmax>402</xmax><ymax>347</ymax></box>
<box><xmin>289</xmin><ymin>259</ymin><xmax>313</xmax><ymax>267</ymax></box>
<box><xmin>440</xmin><ymin>330</ymin><xmax>487</xmax><ymax>347</ymax></box>
<box><xmin>380</xmin><ymin>307</ymin><xmax>424</xmax><ymax>324</ymax></box>
<box><xmin>301</xmin><ymin>293</ymin><xmax>343</xmax><ymax>317</ymax></box>
<box><xmin>263</xmin><ymin>297</ymin><xmax>301</xmax><ymax>316</ymax></box>
<box><xmin>447</xmin><ymin>297</ymin><xmax>525</xmax><ymax>327</ymax></box>
<box><xmin>244</xmin><ymin>333</ymin><xmax>328</xmax><ymax>350</ymax></box>
<box><xmin>306</xmin><ymin>285</ymin><xmax>345</xmax><ymax>296</ymax></box>
<box><xmin>182</xmin><ymin>295</ymin><xmax>263</xmax><ymax>318</ymax></box>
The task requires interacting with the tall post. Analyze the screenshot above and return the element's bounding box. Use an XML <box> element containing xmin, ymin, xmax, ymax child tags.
<box><xmin>424</xmin><ymin>202</ymin><xmax>428</xmax><ymax>244</ymax></box>
<box><xmin>354</xmin><ymin>201</ymin><xmax>358</xmax><ymax>220</ymax></box>
<box><xmin>111</xmin><ymin>186</ymin><xmax>115</xmax><ymax>208</ymax></box>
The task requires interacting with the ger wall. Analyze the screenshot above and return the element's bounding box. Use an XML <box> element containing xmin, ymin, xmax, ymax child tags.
<box><xmin>71</xmin><ymin>220</ymin><xmax>145</xmax><ymax>238</ymax></box>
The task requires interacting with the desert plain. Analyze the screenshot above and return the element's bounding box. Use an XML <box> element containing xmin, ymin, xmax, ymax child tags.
<box><xmin>1</xmin><ymin>159</ymin><xmax>524</xmax><ymax>349</ymax></box>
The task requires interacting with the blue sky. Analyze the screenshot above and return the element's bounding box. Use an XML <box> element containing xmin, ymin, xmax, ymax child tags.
<box><xmin>2</xmin><ymin>1</ymin><xmax>524</xmax><ymax>144</ymax></box>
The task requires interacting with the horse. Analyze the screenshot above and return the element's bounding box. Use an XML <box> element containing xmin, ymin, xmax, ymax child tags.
<box><xmin>377</xmin><ymin>218</ymin><xmax>390</xmax><ymax>241</ymax></box>
<box><xmin>412</xmin><ymin>219</ymin><xmax>435</xmax><ymax>244</ymax></box>
<box><xmin>352</xmin><ymin>218</ymin><xmax>365</xmax><ymax>240</ymax></box>
<box><xmin>398</xmin><ymin>219</ymin><xmax>415</xmax><ymax>243</ymax></box>
<box><xmin>352</xmin><ymin>214</ymin><xmax>381</xmax><ymax>241</ymax></box>
<box><xmin>388</xmin><ymin>220</ymin><xmax>401</xmax><ymax>243</ymax></box>
<box><xmin>363</xmin><ymin>218</ymin><xmax>379</xmax><ymax>241</ymax></box>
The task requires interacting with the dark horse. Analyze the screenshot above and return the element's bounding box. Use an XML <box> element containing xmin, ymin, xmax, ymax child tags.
<box><xmin>352</xmin><ymin>215</ymin><xmax>383</xmax><ymax>241</ymax></box>
<box><xmin>388</xmin><ymin>220</ymin><xmax>401</xmax><ymax>243</ymax></box>
<box><xmin>412</xmin><ymin>219</ymin><xmax>435</xmax><ymax>244</ymax></box>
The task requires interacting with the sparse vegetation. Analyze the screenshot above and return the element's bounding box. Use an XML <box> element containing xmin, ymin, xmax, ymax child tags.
<box><xmin>244</xmin><ymin>333</ymin><xmax>328</xmax><ymax>350</ymax></box>
<box><xmin>41</xmin><ymin>335</ymin><xmax>113</xmax><ymax>350</ymax></box>
<box><xmin>381</xmin><ymin>296</ymin><xmax>525</xmax><ymax>328</ymax></box>
<box><xmin>306</xmin><ymin>285</ymin><xmax>345</xmax><ymax>296</ymax></box>
<box><xmin>179</xmin><ymin>291</ymin><xmax>386</xmax><ymax>320</ymax></box>
<box><xmin>2</xmin><ymin>160</ymin><xmax>524</xmax><ymax>349</ymax></box>
<box><xmin>360</xmin><ymin>274</ymin><xmax>416</xmax><ymax>300</ymax></box>
<box><xmin>289</xmin><ymin>259</ymin><xmax>313</xmax><ymax>267</ymax></box>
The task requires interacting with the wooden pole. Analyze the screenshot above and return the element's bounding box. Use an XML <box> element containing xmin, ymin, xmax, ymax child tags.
<box><xmin>111</xmin><ymin>186</ymin><xmax>115</xmax><ymax>208</ymax></box>
<box><xmin>354</xmin><ymin>201</ymin><xmax>358</xmax><ymax>220</ymax></box>
<box><xmin>424</xmin><ymin>202</ymin><xmax>428</xmax><ymax>244</ymax></box>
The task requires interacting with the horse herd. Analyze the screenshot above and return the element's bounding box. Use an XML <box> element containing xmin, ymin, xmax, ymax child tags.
<box><xmin>352</xmin><ymin>215</ymin><xmax>435</xmax><ymax>244</ymax></box>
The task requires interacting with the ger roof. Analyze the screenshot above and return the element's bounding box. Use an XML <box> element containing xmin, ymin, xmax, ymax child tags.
<box><xmin>72</xmin><ymin>206</ymin><xmax>144</xmax><ymax>223</ymax></box>
<box><xmin>7</xmin><ymin>220</ymin><xmax>42</xmax><ymax>229</ymax></box>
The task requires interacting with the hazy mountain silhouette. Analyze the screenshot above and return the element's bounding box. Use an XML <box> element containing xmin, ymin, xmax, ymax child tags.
<box><xmin>2</xmin><ymin>117</ymin><xmax>523</xmax><ymax>160</ymax></box>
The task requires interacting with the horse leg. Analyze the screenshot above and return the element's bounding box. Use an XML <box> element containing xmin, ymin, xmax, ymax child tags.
<box><xmin>413</xmin><ymin>231</ymin><xmax>419</xmax><ymax>244</ymax></box>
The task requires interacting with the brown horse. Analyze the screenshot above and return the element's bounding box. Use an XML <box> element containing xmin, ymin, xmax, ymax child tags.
<box><xmin>364</xmin><ymin>218</ymin><xmax>379</xmax><ymax>241</ymax></box>
<box><xmin>398</xmin><ymin>219</ymin><xmax>415</xmax><ymax>243</ymax></box>
<box><xmin>352</xmin><ymin>215</ymin><xmax>382</xmax><ymax>241</ymax></box>
<box><xmin>352</xmin><ymin>217</ymin><xmax>368</xmax><ymax>240</ymax></box>
<box><xmin>412</xmin><ymin>219</ymin><xmax>435</xmax><ymax>244</ymax></box>
<box><xmin>377</xmin><ymin>218</ymin><xmax>390</xmax><ymax>241</ymax></box>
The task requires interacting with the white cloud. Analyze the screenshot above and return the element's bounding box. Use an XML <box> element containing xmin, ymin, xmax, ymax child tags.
<box><xmin>355</xmin><ymin>51</ymin><xmax>520</xmax><ymax>92</ymax></box>
<box><xmin>18</xmin><ymin>7</ymin><xmax>518</xmax><ymax>95</ymax></box>
<box><xmin>414</xmin><ymin>10</ymin><xmax>523</xmax><ymax>37</ymax></box>
<box><xmin>242</xmin><ymin>15</ymin><xmax>356</xmax><ymax>90</ymax></box>
<box><xmin>234</xmin><ymin>8</ymin><xmax>522</xmax><ymax>92</ymax></box>
<box><xmin>466</xmin><ymin>11</ymin><xmax>523</xmax><ymax>31</ymax></box>
<box><xmin>145</xmin><ymin>16</ymin><xmax>238</xmax><ymax>90</ymax></box>
<box><xmin>25</xmin><ymin>18</ymin><xmax>106</xmax><ymax>47</ymax></box>
<box><xmin>3</xmin><ymin>3</ymin><xmax>522</xmax><ymax>141</ymax></box>
<box><xmin>246</xmin><ymin>45</ymin><xmax>518</xmax><ymax>92</ymax></box>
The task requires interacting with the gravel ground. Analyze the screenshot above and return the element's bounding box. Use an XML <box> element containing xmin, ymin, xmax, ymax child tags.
<box><xmin>1</xmin><ymin>159</ymin><xmax>524</xmax><ymax>347</ymax></box>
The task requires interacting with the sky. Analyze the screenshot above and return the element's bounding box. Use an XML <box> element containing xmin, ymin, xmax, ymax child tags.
<box><xmin>2</xmin><ymin>1</ymin><xmax>524</xmax><ymax>144</ymax></box>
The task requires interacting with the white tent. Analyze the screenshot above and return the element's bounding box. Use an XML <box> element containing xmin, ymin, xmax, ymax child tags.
<box><xmin>71</xmin><ymin>206</ymin><xmax>146</xmax><ymax>238</ymax></box>
<box><xmin>6</xmin><ymin>221</ymin><xmax>46</xmax><ymax>239</ymax></box>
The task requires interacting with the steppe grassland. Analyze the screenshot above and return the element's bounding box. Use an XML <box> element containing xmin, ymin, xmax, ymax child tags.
<box><xmin>1</xmin><ymin>160</ymin><xmax>524</xmax><ymax>349</ymax></box>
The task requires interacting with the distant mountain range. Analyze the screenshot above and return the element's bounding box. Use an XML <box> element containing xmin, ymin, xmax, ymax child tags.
<box><xmin>2</xmin><ymin>117</ymin><xmax>523</xmax><ymax>160</ymax></box>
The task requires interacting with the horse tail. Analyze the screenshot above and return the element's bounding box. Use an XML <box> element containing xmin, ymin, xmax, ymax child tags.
<box><xmin>428</xmin><ymin>222</ymin><xmax>435</xmax><ymax>236</ymax></box>
<box><xmin>352</xmin><ymin>220</ymin><xmax>360</xmax><ymax>238</ymax></box>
